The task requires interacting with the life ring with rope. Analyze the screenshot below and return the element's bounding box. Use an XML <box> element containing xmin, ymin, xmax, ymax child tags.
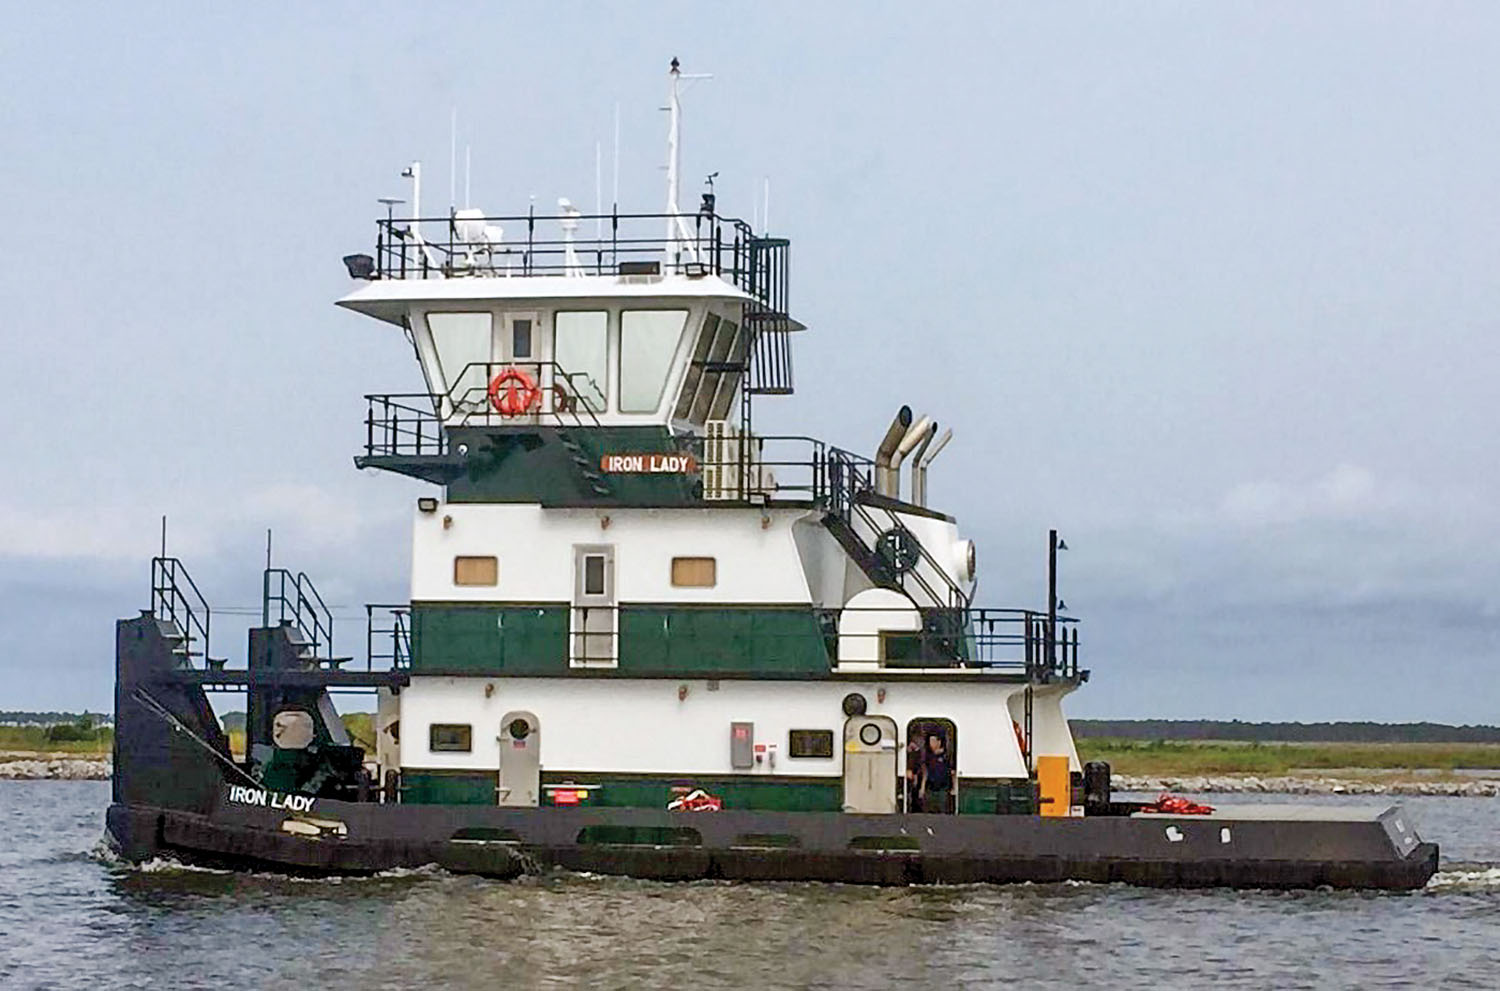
<box><xmin>488</xmin><ymin>367</ymin><xmax>542</xmax><ymax>417</ymax></box>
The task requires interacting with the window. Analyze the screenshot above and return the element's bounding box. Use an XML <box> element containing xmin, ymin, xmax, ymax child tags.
<box><xmin>511</xmin><ymin>317</ymin><xmax>533</xmax><ymax>358</ymax></box>
<box><xmin>454</xmin><ymin>556</ymin><xmax>498</xmax><ymax>586</ymax></box>
<box><xmin>583</xmin><ymin>555</ymin><xmax>606</xmax><ymax>596</ymax></box>
<box><xmin>620</xmin><ymin>309</ymin><xmax>687</xmax><ymax>413</ymax></box>
<box><xmin>429</xmin><ymin>724</ymin><xmax>472</xmax><ymax>752</ymax></box>
<box><xmin>789</xmin><ymin>729</ymin><xmax>835</xmax><ymax>759</ymax></box>
<box><xmin>673</xmin><ymin>313</ymin><xmax>719</xmax><ymax>422</ymax></box>
<box><xmin>671</xmin><ymin>556</ymin><xmax>717</xmax><ymax>588</ymax></box>
<box><xmin>554</xmin><ymin>311</ymin><xmax>608</xmax><ymax>411</ymax></box>
<box><xmin>427</xmin><ymin>312</ymin><xmax>493</xmax><ymax>401</ymax></box>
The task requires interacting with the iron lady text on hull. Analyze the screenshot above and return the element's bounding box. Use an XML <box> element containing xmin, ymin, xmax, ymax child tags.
<box><xmin>105</xmin><ymin>61</ymin><xmax>1437</xmax><ymax>890</ymax></box>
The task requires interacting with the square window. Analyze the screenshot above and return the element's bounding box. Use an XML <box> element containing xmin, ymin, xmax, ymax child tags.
<box><xmin>429</xmin><ymin>723</ymin><xmax>472</xmax><ymax>752</ymax></box>
<box><xmin>512</xmin><ymin>318</ymin><xmax>533</xmax><ymax>358</ymax></box>
<box><xmin>671</xmin><ymin>557</ymin><xmax>717</xmax><ymax>588</ymax></box>
<box><xmin>454</xmin><ymin>556</ymin><xmax>498</xmax><ymax>586</ymax></box>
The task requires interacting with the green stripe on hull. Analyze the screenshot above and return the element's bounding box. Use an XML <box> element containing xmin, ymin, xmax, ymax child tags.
<box><xmin>409</xmin><ymin>603</ymin><xmax>831</xmax><ymax>677</ymax></box>
<box><xmin>400</xmin><ymin>770</ymin><xmax>1037</xmax><ymax>814</ymax></box>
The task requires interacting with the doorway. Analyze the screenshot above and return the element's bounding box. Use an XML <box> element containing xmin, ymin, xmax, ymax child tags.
<box><xmin>571</xmin><ymin>545</ymin><xmax>617</xmax><ymax>667</ymax></box>
<box><xmin>906</xmin><ymin>717</ymin><xmax>957</xmax><ymax>814</ymax></box>
<box><xmin>842</xmin><ymin>715</ymin><xmax>898</xmax><ymax>813</ymax></box>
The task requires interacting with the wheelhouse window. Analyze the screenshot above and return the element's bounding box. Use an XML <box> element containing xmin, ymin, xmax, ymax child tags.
<box><xmin>788</xmin><ymin>729</ymin><xmax>835</xmax><ymax>759</ymax></box>
<box><xmin>620</xmin><ymin>309</ymin><xmax>687</xmax><ymax>413</ymax></box>
<box><xmin>429</xmin><ymin>723</ymin><xmax>472</xmax><ymax>752</ymax></box>
<box><xmin>676</xmin><ymin>313</ymin><xmax>745</xmax><ymax>424</ymax></box>
<box><xmin>453</xmin><ymin>556</ymin><xmax>498</xmax><ymax>587</ymax></box>
<box><xmin>671</xmin><ymin>556</ymin><xmax>717</xmax><ymax>588</ymax></box>
<box><xmin>554</xmin><ymin>311</ymin><xmax>608</xmax><ymax>412</ymax></box>
<box><xmin>427</xmin><ymin>312</ymin><xmax>493</xmax><ymax>403</ymax></box>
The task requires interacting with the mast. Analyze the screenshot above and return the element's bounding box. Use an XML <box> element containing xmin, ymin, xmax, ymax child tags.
<box><xmin>665</xmin><ymin>58</ymin><xmax>683</xmax><ymax>271</ymax></box>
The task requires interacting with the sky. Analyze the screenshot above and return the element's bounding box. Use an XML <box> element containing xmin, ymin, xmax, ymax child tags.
<box><xmin>1</xmin><ymin>3</ymin><xmax>1497</xmax><ymax>720</ymax></box>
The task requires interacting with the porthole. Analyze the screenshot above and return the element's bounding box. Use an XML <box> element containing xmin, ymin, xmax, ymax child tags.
<box><xmin>508</xmin><ymin>718</ymin><xmax>531</xmax><ymax>741</ymax></box>
<box><xmin>842</xmin><ymin>693</ymin><xmax>868</xmax><ymax>717</ymax></box>
<box><xmin>858</xmin><ymin>723</ymin><xmax>883</xmax><ymax>746</ymax></box>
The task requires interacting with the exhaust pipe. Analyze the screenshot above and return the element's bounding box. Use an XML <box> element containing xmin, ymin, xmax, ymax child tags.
<box><xmin>907</xmin><ymin>423</ymin><xmax>938</xmax><ymax>506</ymax></box>
<box><xmin>873</xmin><ymin>406</ymin><xmax>913</xmax><ymax>496</ymax></box>
<box><xmin>913</xmin><ymin>427</ymin><xmax>952</xmax><ymax>506</ymax></box>
<box><xmin>890</xmin><ymin>417</ymin><xmax>935</xmax><ymax>502</ymax></box>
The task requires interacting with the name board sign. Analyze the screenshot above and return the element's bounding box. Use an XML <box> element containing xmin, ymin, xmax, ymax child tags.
<box><xmin>227</xmin><ymin>784</ymin><xmax>316</xmax><ymax>813</ymax></box>
<box><xmin>599</xmin><ymin>453</ymin><xmax>698</xmax><ymax>474</ymax></box>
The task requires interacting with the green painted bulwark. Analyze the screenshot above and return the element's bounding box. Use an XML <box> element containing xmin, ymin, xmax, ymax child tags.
<box><xmin>411</xmin><ymin>603</ymin><xmax>569</xmax><ymax>674</ymax></box>
<box><xmin>445</xmin><ymin>426</ymin><xmax>703</xmax><ymax>506</ymax></box>
<box><xmin>401</xmin><ymin>769</ymin><xmax>495</xmax><ymax>805</ymax></box>
<box><xmin>618</xmin><ymin>606</ymin><xmax>830</xmax><ymax>676</ymax></box>
<box><xmin>957</xmin><ymin>779</ymin><xmax>1037</xmax><ymax>815</ymax></box>
<box><xmin>542</xmin><ymin>773</ymin><xmax>842</xmax><ymax>812</ymax></box>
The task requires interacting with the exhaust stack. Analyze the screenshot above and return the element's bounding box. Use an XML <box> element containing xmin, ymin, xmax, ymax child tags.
<box><xmin>912</xmin><ymin>427</ymin><xmax>952</xmax><ymax>506</ymax></box>
<box><xmin>890</xmin><ymin>416</ymin><xmax>935</xmax><ymax>503</ymax></box>
<box><xmin>873</xmin><ymin>406</ymin><xmax>914</xmax><ymax>496</ymax></box>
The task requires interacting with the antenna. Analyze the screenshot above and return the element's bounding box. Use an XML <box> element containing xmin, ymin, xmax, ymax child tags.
<box><xmin>160</xmin><ymin>515</ymin><xmax>167</xmax><ymax>559</ymax></box>
<box><xmin>401</xmin><ymin>161</ymin><xmax>421</xmax><ymax>222</ymax></box>
<box><xmin>595</xmin><ymin>140</ymin><xmax>603</xmax><ymax>239</ymax></box>
<box><xmin>664</xmin><ymin>57</ymin><xmax>712</xmax><ymax>272</ymax></box>
<box><xmin>763</xmin><ymin>176</ymin><xmax>770</xmax><ymax>235</ymax></box>
<box><xmin>449</xmin><ymin>108</ymin><xmax>457</xmax><ymax>212</ymax></box>
<box><xmin>612</xmin><ymin>101</ymin><xmax>620</xmax><ymax>211</ymax></box>
<box><xmin>464</xmin><ymin>145</ymin><xmax>471</xmax><ymax>208</ymax></box>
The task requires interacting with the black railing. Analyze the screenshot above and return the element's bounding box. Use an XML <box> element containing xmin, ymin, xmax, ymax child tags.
<box><xmin>547</xmin><ymin>605</ymin><xmax>1078</xmax><ymax>679</ymax></box>
<box><xmin>376</xmin><ymin>209</ymin><xmax>758</xmax><ymax>287</ymax></box>
<box><xmin>365</xmin><ymin>604</ymin><xmax>411</xmax><ymax>671</ymax></box>
<box><xmin>150</xmin><ymin>556</ymin><xmax>210</xmax><ymax>663</ymax></box>
<box><xmin>362</xmin><ymin>360</ymin><xmax>604</xmax><ymax>459</ymax></box>
<box><xmin>262</xmin><ymin>569</ymin><xmax>334</xmax><ymax>658</ymax></box>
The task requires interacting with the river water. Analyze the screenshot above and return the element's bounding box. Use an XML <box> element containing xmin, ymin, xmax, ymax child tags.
<box><xmin>1</xmin><ymin>782</ymin><xmax>1497</xmax><ymax>989</ymax></box>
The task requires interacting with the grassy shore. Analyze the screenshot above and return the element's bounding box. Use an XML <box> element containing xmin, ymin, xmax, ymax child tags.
<box><xmin>1078</xmin><ymin>739</ymin><xmax>1500</xmax><ymax>776</ymax></box>
<box><xmin>9</xmin><ymin>722</ymin><xmax>1500</xmax><ymax>779</ymax></box>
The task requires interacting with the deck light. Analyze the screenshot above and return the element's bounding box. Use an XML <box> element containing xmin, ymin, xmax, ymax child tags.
<box><xmin>343</xmin><ymin>253</ymin><xmax>376</xmax><ymax>279</ymax></box>
<box><xmin>417</xmin><ymin>497</ymin><xmax>438</xmax><ymax>513</ymax></box>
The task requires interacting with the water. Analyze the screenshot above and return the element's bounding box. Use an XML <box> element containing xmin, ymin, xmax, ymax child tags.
<box><xmin>2</xmin><ymin>782</ymin><xmax>1497</xmax><ymax>989</ymax></box>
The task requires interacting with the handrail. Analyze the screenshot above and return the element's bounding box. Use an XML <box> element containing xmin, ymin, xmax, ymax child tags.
<box><xmin>262</xmin><ymin>568</ymin><xmax>334</xmax><ymax>658</ymax></box>
<box><xmin>553</xmin><ymin>604</ymin><xmax>1075</xmax><ymax>677</ymax></box>
<box><xmin>150</xmin><ymin>556</ymin><xmax>211</xmax><ymax>663</ymax></box>
<box><xmin>365</xmin><ymin>604</ymin><xmax>411</xmax><ymax>672</ymax></box>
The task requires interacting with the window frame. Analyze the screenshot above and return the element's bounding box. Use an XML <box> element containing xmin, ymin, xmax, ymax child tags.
<box><xmin>429</xmin><ymin>723</ymin><xmax>473</xmax><ymax>753</ymax></box>
<box><xmin>453</xmin><ymin>555</ymin><xmax>499</xmax><ymax>587</ymax></box>
<box><xmin>788</xmin><ymin>729</ymin><xmax>836</xmax><ymax>759</ymax></box>
<box><xmin>670</xmin><ymin>556</ymin><xmax>718</xmax><ymax>588</ymax></box>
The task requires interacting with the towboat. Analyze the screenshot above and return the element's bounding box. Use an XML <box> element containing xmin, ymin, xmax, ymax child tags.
<box><xmin>107</xmin><ymin>62</ymin><xmax>1436</xmax><ymax>889</ymax></box>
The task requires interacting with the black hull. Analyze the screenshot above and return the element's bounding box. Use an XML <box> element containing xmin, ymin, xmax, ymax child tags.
<box><xmin>106</xmin><ymin>797</ymin><xmax>1439</xmax><ymax>891</ymax></box>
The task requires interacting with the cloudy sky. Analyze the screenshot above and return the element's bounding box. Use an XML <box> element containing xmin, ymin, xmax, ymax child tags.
<box><xmin>2</xmin><ymin>3</ymin><xmax>1496</xmax><ymax>719</ymax></box>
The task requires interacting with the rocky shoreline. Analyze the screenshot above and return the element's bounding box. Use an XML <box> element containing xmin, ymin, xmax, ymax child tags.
<box><xmin>1</xmin><ymin>759</ymin><xmax>1498</xmax><ymax>796</ymax></box>
<box><xmin>0</xmin><ymin>757</ymin><xmax>113</xmax><ymax>780</ymax></box>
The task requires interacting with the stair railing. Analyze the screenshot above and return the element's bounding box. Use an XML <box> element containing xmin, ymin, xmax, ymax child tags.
<box><xmin>150</xmin><ymin>557</ymin><xmax>211</xmax><ymax>663</ymax></box>
<box><xmin>262</xmin><ymin>569</ymin><xmax>334</xmax><ymax>658</ymax></box>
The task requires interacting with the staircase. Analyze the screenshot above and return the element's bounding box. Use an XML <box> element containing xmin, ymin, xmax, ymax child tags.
<box><xmin>556</xmin><ymin>431</ymin><xmax>612</xmax><ymax>497</ymax></box>
<box><xmin>151</xmin><ymin>557</ymin><xmax>226</xmax><ymax>669</ymax></box>
<box><xmin>820</xmin><ymin>448</ymin><xmax>969</xmax><ymax>612</ymax></box>
<box><xmin>262</xmin><ymin>569</ymin><xmax>350</xmax><ymax>669</ymax></box>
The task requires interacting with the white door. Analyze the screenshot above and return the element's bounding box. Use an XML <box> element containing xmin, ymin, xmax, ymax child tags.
<box><xmin>498</xmin><ymin>710</ymin><xmax>539</xmax><ymax>807</ymax></box>
<box><xmin>572</xmin><ymin>545</ymin><xmax>617</xmax><ymax>667</ymax></box>
<box><xmin>843</xmin><ymin>715</ymin><xmax>898</xmax><ymax>813</ymax></box>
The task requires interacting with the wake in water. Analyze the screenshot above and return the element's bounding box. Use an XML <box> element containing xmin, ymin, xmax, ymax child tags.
<box><xmin>1424</xmin><ymin>865</ymin><xmax>1500</xmax><ymax>892</ymax></box>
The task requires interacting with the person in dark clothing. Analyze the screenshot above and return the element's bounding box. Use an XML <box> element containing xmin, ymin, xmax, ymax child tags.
<box><xmin>905</xmin><ymin>738</ymin><xmax>923</xmax><ymax>812</ymax></box>
<box><xmin>919</xmin><ymin>732</ymin><xmax>952</xmax><ymax>813</ymax></box>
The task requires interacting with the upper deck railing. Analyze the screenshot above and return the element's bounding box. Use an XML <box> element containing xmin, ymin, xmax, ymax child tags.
<box><xmin>371</xmin><ymin>209</ymin><xmax>776</xmax><ymax>291</ymax></box>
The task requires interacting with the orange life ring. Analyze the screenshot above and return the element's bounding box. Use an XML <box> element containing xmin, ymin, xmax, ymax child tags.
<box><xmin>488</xmin><ymin>368</ymin><xmax>542</xmax><ymax>416</ymax></box>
